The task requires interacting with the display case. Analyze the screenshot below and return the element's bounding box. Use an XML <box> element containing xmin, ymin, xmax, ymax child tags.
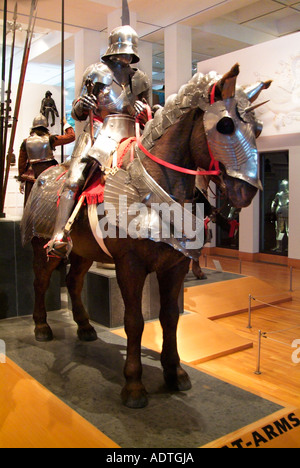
<box><xmin>216</xmin><ymin>190</ymin><xmax>239</xmax><ymax>250</ymax></box>
<box><xmin>260</xmin><ymin>151</ymin><xmax>289</xmax><ymax>256</ymax></box>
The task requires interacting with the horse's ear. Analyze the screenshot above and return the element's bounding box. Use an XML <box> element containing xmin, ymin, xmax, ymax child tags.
<box><xmin>216</xmin><ymin>63</ymin><xmax>240</xmax><ymax>100</ymax></box>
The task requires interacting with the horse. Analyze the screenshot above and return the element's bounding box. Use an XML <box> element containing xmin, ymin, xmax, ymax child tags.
<box><xmin>21</xmin><ymin>64</ymin><xmax>270</xmax><ymax>408</ymax></box>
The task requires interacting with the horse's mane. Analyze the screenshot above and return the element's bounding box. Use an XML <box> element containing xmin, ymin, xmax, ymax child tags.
<box><xmin>139</xmin><ymin>71</ymin><xmax>221</xmax><ymax>157</ymax></box>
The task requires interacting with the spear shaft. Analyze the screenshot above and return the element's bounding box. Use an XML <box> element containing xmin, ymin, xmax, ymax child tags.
<box><xmin>3</xmin><ymin>3</ymin><xmax>18</xmax><ymax>167</ymax></box>
<box><xmin>1</xmin><ymin>0</ymin><xmax>38</xmax><ymax>214</ymax></box>
<box><xmin>0</xmin><ymin>0</ymin><xmax>8</xmax><ymax>217</ymax></box>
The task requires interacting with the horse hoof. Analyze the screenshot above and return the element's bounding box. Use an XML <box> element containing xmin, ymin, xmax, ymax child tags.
<box><xmin>121</xmin><ymin>386</ymin><xmax>148</xmax><ymax>409</ymax></box>
<box><xmin>164</xmin><ymin>368</ymin><xmax>192</xmax><ymax>392</ymax></box>
<box><xmin>34</xmin><ymin>324</ymin><xmax>53</xmax><ymax>342</ymax></box>
<box><xmin>77</xmin><ymin>325</ymin><xmax>97</xmax><ymax>342</ymax></box>
<box><xmin>192</xmin><ymin>265</ymin><xmax>207</xmax><ymax>280</ymax></box>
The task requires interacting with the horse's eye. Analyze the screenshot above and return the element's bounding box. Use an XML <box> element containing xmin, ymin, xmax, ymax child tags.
<box><xmin>217</xmin><ymin>117</ymin><xmax>235</xmax><ymax>135</ymax></box>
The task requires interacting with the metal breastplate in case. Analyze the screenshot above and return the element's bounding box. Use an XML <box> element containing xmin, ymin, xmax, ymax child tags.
<box><xmin>26</xmin><ymin>134</ymin><xmax>54</xmax><ymax>163</ymax></box>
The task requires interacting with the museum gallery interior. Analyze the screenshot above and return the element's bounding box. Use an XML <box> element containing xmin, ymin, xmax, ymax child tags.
<box><xmin>0</xmin><ymin>0</ymin><xmax>300</xmax><ymax>450</ymax></box>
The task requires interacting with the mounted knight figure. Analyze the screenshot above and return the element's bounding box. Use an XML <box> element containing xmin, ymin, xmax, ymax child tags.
<box><xmin>21</xmin><ymin>46</ymin><xmax>271</xmax><ymax>407</ymax></box>
<box><xmin>45</xmin><ymin>25</ymin><xmax>151</xmax><ymax>258</ymax></box>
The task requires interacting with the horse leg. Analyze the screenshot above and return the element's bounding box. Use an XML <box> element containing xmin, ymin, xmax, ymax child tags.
<box><xmin>192</xmin><ymin>258</ymin><xmax>207</xmax><ymax>280</ymax></box>
<box><xmin>115</xmin><ymin>258</ymin><xmax>148</xmax><ymax>409</ymax></box>
<box><xmin>66</xmin><ymin>253</ymin><xmax>97</xmax><ymax>342</ymax></box>
<box><xmin>32</xmin><ymin>238</ymin><xmax>61</xmax><ymax>342</ymax></box>
<box><xmin>157</xmin><ymin>261</ymin><xmax>192</xmax><ymax>392</ymax></box>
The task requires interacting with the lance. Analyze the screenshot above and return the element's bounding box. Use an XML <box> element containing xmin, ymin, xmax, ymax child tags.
<box><xmin>0</xmin><ymin>0</ymin><xmax>8</xmax><ymax>217</ymax></box>
<box><xmin>85</xmin><ymin>78</ymin><xmax>95</xmax><ymax>144</ymax></box>
<box><xmin>1</xmin><ymin>0</ymin><xmax>38</xmax><ymax>214</ymax></box>
<box><xmin>3</xmin><ymin>4</ymin><xmax>19</xmax><ymax>169</ymax></box>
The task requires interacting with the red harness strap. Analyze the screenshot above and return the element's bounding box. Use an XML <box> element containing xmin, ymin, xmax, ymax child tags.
<box><xmin>135</xmin><ymin>122</ymin><xmax>220</xmax><ymax>176</ymax></box>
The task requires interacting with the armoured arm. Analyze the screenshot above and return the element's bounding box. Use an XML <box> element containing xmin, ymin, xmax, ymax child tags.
<box><xmin>271</xmin><ymin>194</ymin><xmax>279</xmax><ymax>213</ymax></box>
<box><xmin>132</xmin><ymin>69</ymin><xmax>152</xmax><ymax>125</ymax></box>
<box><xmin>50</xmin><ymin>124</ymin><xmax>75</xmax><ymax>148</ymax></box>
<box><xmin>51</xmin><ymin>98</ymin><xmax>59</xmax><ymax>117</ymax></box>
<box><xmin>18</xmin><ymin>141</ymin><xmax>28</xmax><ymax>178</ymax></box>
<box><xmin>40</xmin><ymin>98</ymin><xmax>46</xmax><ymax>115</ymax></box>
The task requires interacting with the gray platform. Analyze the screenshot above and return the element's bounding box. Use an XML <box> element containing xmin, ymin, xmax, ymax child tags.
<box><xmin>0</xmin><ymin>310</ymin><xmax>283</xmax><ymax>448</ymax></box>
<box><xmin>74</xmin><ymin>264</ymin><xmax>183</xmax><ymax>328</ymax></box>
<box><xmin>0</xmin><ymin>219</ymin><xmax>62</xmax><ymax>320</ymax></box>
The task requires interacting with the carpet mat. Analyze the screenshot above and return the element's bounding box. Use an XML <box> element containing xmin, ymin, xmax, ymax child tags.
<box><xmin>0</xmin><ymin>311</ymin><xmax>283</xmax><ymax>448</ymax></box>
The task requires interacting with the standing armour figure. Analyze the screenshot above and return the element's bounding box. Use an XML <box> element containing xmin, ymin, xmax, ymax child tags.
<box><xmin>18</xmin><ymin>114</ymin><xmax>75</xmax><ymax>204</ymax></box>
<box><xmin>271</xmin><ymin>179</ymin><xmax>289</xmax><ymax>252</ymax></box>
<box><xmin>46</xmin><ymin>25</ymin><xmax>151</xmax><ymax>258</ymax></box>
<box><xmin>41</xmin><ymin>91</ymin><xmax>59</xmax><ymax>127</ymax></box>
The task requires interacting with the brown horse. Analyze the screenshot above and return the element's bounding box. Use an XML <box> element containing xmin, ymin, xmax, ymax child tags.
<box><xmin>23</xmin><ymin>64</ymin><xmax>267</xmax><ymax>408</ymax></box>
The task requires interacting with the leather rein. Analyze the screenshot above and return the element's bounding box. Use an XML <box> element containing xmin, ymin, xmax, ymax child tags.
<box><xmin>134</xmin><ymin>85</ymin><xmax>221</xmax><ymax>177</ymax></box>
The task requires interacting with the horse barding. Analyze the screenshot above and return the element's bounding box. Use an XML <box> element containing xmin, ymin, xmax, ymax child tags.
<box><xmin>21</xmin><ymin>64</ymin><xmax>271</xmax><ymax>408</ymax></box>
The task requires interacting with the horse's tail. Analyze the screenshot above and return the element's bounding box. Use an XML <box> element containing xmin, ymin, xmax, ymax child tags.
<box><xmin>20</xmin><ymin>164</ymin><xmax>68</xmax><ymax>246</ymax></box>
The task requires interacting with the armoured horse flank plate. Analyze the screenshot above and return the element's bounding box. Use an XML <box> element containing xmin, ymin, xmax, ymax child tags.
<box><xmin>21</xmin><ymin>165</ymin><xmax>67</xmax><ymax>245</ymax></box>
<box><xmin>103</xmin><ymin>159</ymin><xmax>204</xmax><ymax>260</ymax></box>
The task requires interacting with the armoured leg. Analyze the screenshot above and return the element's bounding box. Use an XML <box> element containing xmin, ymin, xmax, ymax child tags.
<box><xmin>44</xmin><ymin>108</ymin><xmax>50</xmax><ymax>127</ymax></box>
<box><xmin>273</xmin><ymin>217</ymin><xmax>285</xmax><ymax>252</ymax></box>
<box><xmin>46</xmin><ymin>188</ymin><xmax>78</xmax><ymax>258</ymax></box>
<box><xmin>50</xmin><ymin>109</ymin><xmax>55</xmax><ymax>127</ymax></box>
<box><xmin>46</xmin><ymin>131</ymin><xmax>93</xmax><ymax>258</ymax></box>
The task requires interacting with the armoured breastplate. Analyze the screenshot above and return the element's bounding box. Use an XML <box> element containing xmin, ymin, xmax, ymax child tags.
<box><xmin>88</xmin><ymin>114</ymin><xmax>135</xmax><ymax>165</ymax></box>
<box><xmin>276</xmin><ymin>193</ymin><xmax>289</xmax><ymax>216</ymax></box>
<box><xmin>97</xmin><ymin>81</ymin><xmax>137</xmax><ymax>116</ymax></box>
<box><xmin>101</xmin><ymin>114</ymin><xmax>136</xmax><ymax>141</ymax></box>
<box><xmin>26</xmin><ymin>134</ymin><xmax>53</xmax><ymax>163</ymax></box>
<box><xmin>95</xmin><ymin>64</ymin><xmax>146</xmax><ymax>117</ymax></box>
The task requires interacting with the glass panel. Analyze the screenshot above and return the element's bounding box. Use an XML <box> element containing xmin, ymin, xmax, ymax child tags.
<box><xmin>260</xmin><ymin>151</ymin><xmax>289</xmax><ymax>256</ymax></box>
<box><xmin>216</xmin><ymin>190</ymin><xmax>240</xmax><ymax>250</ymax></box>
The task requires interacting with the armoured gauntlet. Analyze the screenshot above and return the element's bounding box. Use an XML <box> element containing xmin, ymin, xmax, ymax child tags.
<box><xmin>73</xmin><ymin>94</ymin><xmax>98</xmax><ymax>120</ymax></box>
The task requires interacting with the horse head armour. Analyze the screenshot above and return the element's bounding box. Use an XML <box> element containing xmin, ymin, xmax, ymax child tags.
<box><xmin>140</xmin><ymin>64</ymin><xmax>271</xmax><ymax>190</ymax></box>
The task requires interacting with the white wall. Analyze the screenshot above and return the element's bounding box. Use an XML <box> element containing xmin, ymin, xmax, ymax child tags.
<box><xmin>198</xmin><ymin>32</ymin><xmax>300</xmax><ymax>260</ymax></box>
<box><xmin>198</xmin><ymin>32</ymin><xmax>300</xmax><ymax>139</ymax></box>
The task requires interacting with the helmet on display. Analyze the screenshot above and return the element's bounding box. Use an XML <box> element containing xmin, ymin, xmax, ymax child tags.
<box><xmin>32</xmin><ymin>113</ymin><xmax>48</xmax><ymax>130</ymax></box>
<box><xmin>102</xmin><ymin>25</ymin><xmax>140</xmax><ymax>64</ymax></box>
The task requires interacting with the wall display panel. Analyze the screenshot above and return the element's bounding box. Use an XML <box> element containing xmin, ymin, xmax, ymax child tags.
<box><xmin>260</xmin><ymin>151</ymin><xmax>289</xmax><ymax>256</ymax></box>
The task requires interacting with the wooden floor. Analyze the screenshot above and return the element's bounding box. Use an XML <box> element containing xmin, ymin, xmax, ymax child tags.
<box><xmin>1</xmin><ymin>254</ymin><xmax>299</xmax><ymax>448</ymax></box>
<box><xmin>194</xmin><ymin>255</ymin><xmax>300</xmax><ymax>410</ymax></box>
<box><xmin>0</xmin><ymin>358</ymin><xmax>119</xmax><ymax>449</ymax></box>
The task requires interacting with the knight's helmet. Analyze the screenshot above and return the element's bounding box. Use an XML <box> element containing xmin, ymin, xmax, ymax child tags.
<box><xmin>102</xmin><ymin>25</ymin><xmax>140</xmax><ymax>64</ymax></box>
<box><xmin>32</xmin><ymin>113</ymin><xmax>48</xmax><ymax>130</ymax></box>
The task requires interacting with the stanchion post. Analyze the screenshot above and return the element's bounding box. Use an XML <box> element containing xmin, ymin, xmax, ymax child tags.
<box><xmin>290</xmin><ymin>266</ymin><xmax>293</xmax><ymax>292</ymax></box>
<box><xmin>247</xmin><ymin>294</ymin><xmax>252</xmax><ymax>329</ymax></box>
<box><xmin>255</xmin><ymin>330</ymin><xmax>262</xmax><ymax>375</ymax></box>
